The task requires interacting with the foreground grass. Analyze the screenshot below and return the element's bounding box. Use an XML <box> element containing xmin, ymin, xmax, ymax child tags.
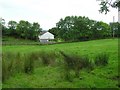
<box><xmin>3</xmin><ymin>66</ymin><xmax>118</xmax><ymax>88</ymax></box>
<box><xmin>2</xmin><ymin>39</ymin><xmax>119</xmax><ymax>88</ymax></box>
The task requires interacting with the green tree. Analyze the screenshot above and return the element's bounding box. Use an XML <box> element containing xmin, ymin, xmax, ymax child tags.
<box><xmin>49</xmin><ymin>27</ymin><xmax>59</xmax><ymax>38</ymax></box>
<box><xmin>8</xmin><ymin>20</ymin><xmax>17</xmax><ymax>36</ymax></box>
<box><xmin>91</xmin><ymin>21</ymin><xmax>110</xmax><ymax>39</ymax></box>
<box><xmin>16</xmin><ymin>20</ymin><xmax>41</xmax><ymax>40</ymax></box>
<box><xmin>56</xmin><ymin>16</ymin><xmax>76</xmax><ymax>41</ymax></box>
<box><xmin>16</xmin><ymin>20</ymin><xmax>31</xmax><ymax>39</ymax></box>
<box><xmin>30</xmin><ymin>22</ymin><xmax>41</xmax><ymax>40</ymax></box>
<box><xmin>110</xmin><ymin>22</ymin><xmax>119</xmax><ymax>37</ymax></box>
<box><xmin>55</xmin><ymin>16</ymin><xmax>95</xmax><ymax>41</ymax></box>
<box><xmin>52</xmin><ymin>16</ymin><xmax>111</xmax><ymax>41</ymax></box>
<box><xmin>0</xmin><ymin>18</ymin><xmax>7</xmax><ymax>36</ymax></box>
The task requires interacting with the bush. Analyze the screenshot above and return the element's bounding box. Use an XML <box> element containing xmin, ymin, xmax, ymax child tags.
<box><xmin>94</xmin><ymin>53</ymin><xmax>109</xmax><ymax>66</ymax></box>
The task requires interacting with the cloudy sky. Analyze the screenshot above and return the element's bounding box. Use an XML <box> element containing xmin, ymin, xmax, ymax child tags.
<box><xmin>0</xmin><ymin>0</ymin><xmax>118</xmax><ymax>30</ymax></box>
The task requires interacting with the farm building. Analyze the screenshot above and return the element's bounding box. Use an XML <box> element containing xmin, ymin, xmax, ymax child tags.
<box><xmin>38</xmin><ymin>31</ymin><xmax>54</xmax><ymax>43</ymax></box>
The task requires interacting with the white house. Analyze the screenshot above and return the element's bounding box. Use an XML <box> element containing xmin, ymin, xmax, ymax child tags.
<box><xmin>38</xmin><ymin>32</ymin><xmax>54</xmax><ymax>43</ymax></box>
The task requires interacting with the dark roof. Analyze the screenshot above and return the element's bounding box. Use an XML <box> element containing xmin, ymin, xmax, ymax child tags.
<box><xmin>40</xmin><ymin>30</ymin><xmax>47</xmax><ymax>35</ymax></box>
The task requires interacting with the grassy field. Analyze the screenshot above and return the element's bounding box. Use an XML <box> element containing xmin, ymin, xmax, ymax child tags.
<box><xmin>2</xmin><ymin>38</ymin><xmax>119</xmax><ymax>88</ymax></box>
<box><xmin>2</xmin><ymin>37</ymin><xmax>40</xmax><ymax>45</ymax></box>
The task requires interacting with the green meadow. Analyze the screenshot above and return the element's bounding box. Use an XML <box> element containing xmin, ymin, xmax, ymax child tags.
<box><xmin>2</xmin><ymin>38</ymin><xmax>119</xmax><ymax>88</ymax></box>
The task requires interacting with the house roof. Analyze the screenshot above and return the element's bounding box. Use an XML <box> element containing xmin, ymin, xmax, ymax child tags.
<box><xmin>40</xmin><ymin>30</ymin><xmax>47</xmax><ymax>35</ymax></box>
<box><xmin>38</xmin><ymin>32</ymin><xmax>54</xmax><ymax>40</ymax></box>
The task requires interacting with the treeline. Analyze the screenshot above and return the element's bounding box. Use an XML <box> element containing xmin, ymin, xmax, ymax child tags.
<box><xmin>49</xmin><ymin>16</ymin><xmax>119</xmax><ymax>41</ymax></box>
<box><xmin>1</xmin><ymin>16</ymin><xmax>119</xmax><ymax>42</ymax></box>
<box><xmin>1</xmin><ymin>19</ymin><xmax>42</xmax><ymax>40</ymax></box>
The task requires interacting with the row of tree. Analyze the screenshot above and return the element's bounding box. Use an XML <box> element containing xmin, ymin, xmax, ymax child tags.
<box><xmin>49</xmin><ymin>16</ymin><xmax>119</xmax><ymax>41</ymax></box>
<box><xmin>1</xmin><ymin>19</ymin><xmax>42</xmax><ymax>40</ymax></box>
<box><xmin>1</xmin><ymin>16</ymin><xmax>119</xmax><ymax>42</ymax></box>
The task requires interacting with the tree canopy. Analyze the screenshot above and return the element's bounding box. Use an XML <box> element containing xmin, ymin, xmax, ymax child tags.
<box><xmin>1</xmin><ymin>16</ymin><xmax>119</xmax><ymax>42</ymax></box>
<box><xmin>2</xmin><ymin>19</ymin><xmax>42</xmax><ymax>40</ymax></box>
<box><xmin>49</xmin><ymin>16</ymin><xmax>118</xmax><ymax>41</ymax></box>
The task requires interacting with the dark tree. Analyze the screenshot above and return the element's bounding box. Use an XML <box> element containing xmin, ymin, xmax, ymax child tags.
<box><xmin>8</xmin><ymin>20</ymin><xmax>17</xmax><ymax>37</ymax></box>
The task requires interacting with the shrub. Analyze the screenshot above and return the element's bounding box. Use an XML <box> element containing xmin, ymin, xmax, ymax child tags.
<box><xmin>94</xmin><ymin>53</ymin><xmax>109</xmax><ymax>66</ymax></box>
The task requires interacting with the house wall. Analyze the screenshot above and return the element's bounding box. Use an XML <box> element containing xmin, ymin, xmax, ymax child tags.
<box><xmin>40</xmin><ymin>39</ymin><xmax>49</xmax><ymax>43</ymax></box>
<box><xmin>38</xmin><ymin>32</ymin><xmax>54</xmax><ymax>44</ymax></box>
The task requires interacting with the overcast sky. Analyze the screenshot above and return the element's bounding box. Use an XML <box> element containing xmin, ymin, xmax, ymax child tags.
<box><xmin>0</xmin><ymin>0</ymin><xmax>118</xmax><ymax>30</ymax></box>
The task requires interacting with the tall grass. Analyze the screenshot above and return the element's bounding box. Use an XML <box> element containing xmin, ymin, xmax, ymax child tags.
<box><xmin>40</xmin><ymin>51</ymin><xmax>57</xmax><ymax>66</ymax></box>
<box><xmin>2</xmin><ymin>53</ymin><xmax>24</xmax><ymax>82</ymax></box>
<box><xmin>24</xmin><ymin>53</ymin><xmax>35</xmax><ymax>74</ymax></box>
<box><xmin>94</xmin><ymin>53</ymin><xmax>109</xmax><ymax>66</ymax></box>
<box><xmin>2</xmin><ymin>51</ymin><xmax>58</xmax><ymax>82</ymax></box>
<box><xmin>2</xmin><ymin>53</ymin><xmax>14</xmax><ymax>82</ymax></box>
<box><xmin>2</xmin><ymin>51</ymin><xmax>109</xmax><ymax>82</ymax></box>
<box><xmin>2</xmin><ymin>58</ymin><xmax>7</xmax><ymax>82</ymax></box>
<box><xmin>14</xmin><ymin>53</ymin><xmax>24</xmax><ymax>73</ymax></box>
<box><xmin>59</xmin><ymin>51</ymin><xmax>94</xmax><ymax>81</ymax></box>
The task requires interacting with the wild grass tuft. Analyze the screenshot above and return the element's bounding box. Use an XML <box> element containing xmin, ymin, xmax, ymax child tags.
<box><xmin>2</xmin><ymin>51</ymin><xmax>58</xmax><ymax>82</ymax></box>
<box><xmin>14</xmin><ymin>53</ymin><xmax>24</xmax><ymax>73</ymax></box>
<box><xmin>24</xmin><ymin>53</ymin><xmax>35</xmax><ymax>74</ymax></box>
<box><xmin>2</xmin><ymin>52</ymin><xmax>15</xmax><ymax>82</ymax></box>
<box><xmin>80</xmin><ymin>56</ymin><xmax>94</xmax><ymax>71</ymax></box>
<box><xmin>2</xmin><ymin>58</ymin><xmax>8</xmax><ymax>82</ymax></box>
<box><xmin>59</xmin><ymin>51</ymin><xmax>94</xmax><ymax>81</ymax></box>
<box><xmin>40</xmin><ymin>51</ymin><xmax>57</xmax><ymax>66</ymax></box>
<box><xmin>2</xmin><ymin>50</ymin><xmax>109</xmax><ymax>83</ymax></box>
<box><xmin>94</xmin><ymin>53</ymin><xmax>109</xmax><ymax>66</ymax></box>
